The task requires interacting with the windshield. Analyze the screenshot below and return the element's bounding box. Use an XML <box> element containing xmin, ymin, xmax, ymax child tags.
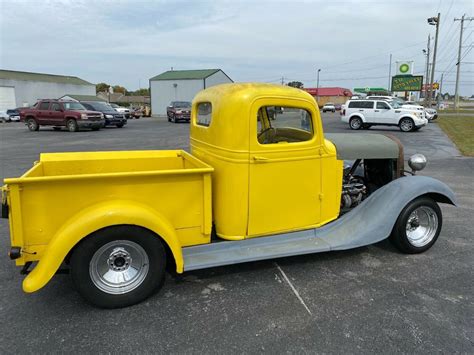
<box><xmin>110</xmin><ymin>103</ymin><xmax>119</xmax><ymax>108</ymax></box>
<box><xmin>391</xmin><ymin>101</ymin><xmax>401</xmax><ymax>109</ymax></box>
<box><xmin>174</xmin><ymin>101</ymin><xmax>191</xmax><ymax>108</ymax></box>
<box><xmin>86</xmin><ymin>102</ymin><xmax>114</xmax><ymax>111</ymax></box>
<box><xmin>62</xmin><ymin>102</ymin><xmax>86</xmax><ymax>110</ymax></box>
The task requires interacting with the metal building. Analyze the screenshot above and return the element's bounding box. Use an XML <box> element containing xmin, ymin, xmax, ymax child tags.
<box><xmin>149</xmin><ymin>69</ymin><xmax>233</xmax><ymax>115</ymax></box>
<box><xmin>0</xmin><ymin>69</ymin><xmax>95</xmax><ymax>110</ymax></box>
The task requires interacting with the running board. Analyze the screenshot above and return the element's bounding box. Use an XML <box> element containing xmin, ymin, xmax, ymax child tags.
<box><xmin>183</xmin><ymin>230</ymin><xmax>331</xmax><ymax>271</ymax></box>
<box><xmin>182</xmin><ymin>175</ymin><xmax>456</xmax><ymax>272</ymax></box>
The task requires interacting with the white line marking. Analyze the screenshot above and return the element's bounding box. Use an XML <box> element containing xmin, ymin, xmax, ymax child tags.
<box><xmin>274</xmin><ymin>262</ymin><xmax>312</xmax><ymax>315</ymax></box>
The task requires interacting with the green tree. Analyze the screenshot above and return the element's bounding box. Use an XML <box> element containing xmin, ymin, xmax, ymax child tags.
<box><xmin>287</xmin><ymin>81</ymin><xmax>304</xmax><ymax>89</ymax></box>
<box><xmin>113</xmin><ymin>85</ymin><xmax>127</xmax><ymax>94</ymax></box>
<box><xmin>130</xmin><ymin>88</ymin><xmax>150</xmax><ymax>96</ymax></box>
<box><xmin>96</xmin><ymin>82</ymin><xmax>109</xmax><ymax>93</ymax></box>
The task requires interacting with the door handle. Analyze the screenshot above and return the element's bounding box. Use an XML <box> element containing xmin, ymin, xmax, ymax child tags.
<box><xmin>359</xmin><ymin>109</ymin><xmax>364</xmax><ymax>112</ymax></box>
<box><xmin>374</xmin><ymin>110</ymin><xmax>380</xmax><ymax>112</ymax></box>
<box><xmin>253</xmin><ymin>156</ymin><xmax>269</xmax><ymax>162</ymax></box>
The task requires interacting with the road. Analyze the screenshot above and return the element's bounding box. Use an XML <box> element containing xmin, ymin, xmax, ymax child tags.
<box><xmin>0</xmin><ymin>114</ymin><xmax>472</xmax><ymax>353</ymax></box>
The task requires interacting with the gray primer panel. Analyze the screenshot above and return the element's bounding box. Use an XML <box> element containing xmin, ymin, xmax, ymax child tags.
<box><xmin>183</xmin><ymin>176</ymin><xmax>455</xmax><ymax>271</ymax></box>
<box><xmin>326</xmin><ymin>133</ymin><xmax>400</xmax><ymax>160</ymax></box>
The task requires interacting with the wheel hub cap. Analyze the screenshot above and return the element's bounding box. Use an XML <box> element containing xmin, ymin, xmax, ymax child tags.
<box><xmin>90</xmin><ymin>240</ymin><xmax>149</xmax><ymax>295</ymax></box>
<box><xmin>406</xmin><ymin>206</ymin><xmax>438</xmax><ymax>247</ymax></box>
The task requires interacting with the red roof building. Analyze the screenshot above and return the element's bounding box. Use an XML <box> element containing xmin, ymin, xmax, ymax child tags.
<box><xmin>303</xmin><ymin>87</ymin><xmax>352</xmax><ymax>97</ymax></box>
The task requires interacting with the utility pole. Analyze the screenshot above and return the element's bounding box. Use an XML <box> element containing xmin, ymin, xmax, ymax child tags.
<box><xmin>316</xmin><ymin>69</ymin><xmax>321</xmax><ymax>105</ymax></box>
<box><xmin>423</xmin><ymin>35</ymin><xmax>431</xmax><ymax>106</ymax></box>
<box><xmin>428</xmin><ymin>13</ymin><xmax>440</xmax><ymax>107</ymax></box>
<box><xmin>438</xmin><ymin>73</ymin><xmax>443</xmax><ymax>109</ymax></box>
<box><xmin>281</xmin><ymin>76</ymin><xmax>284</xmax><ymax>85</ymax></box>
<box><xmin>388</xmin><ymin>54</ymin><xmax>392</xmax><ymax>91</ymax></box>
<box><xmin>454</xmin><ymin>15</ymin><xmax>474</xmax><ymax>109</ymax></box>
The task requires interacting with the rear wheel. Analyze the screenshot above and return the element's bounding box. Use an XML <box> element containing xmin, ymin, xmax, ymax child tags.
<box><xmin>399</xmin><ymin>117</ymin><xmax>414</xmax><ymax>132</ymax></box>
<box><xmin>70</xmin><ymin>226</ymin><xmax>167</xmax><ymax>308</ymax></box>
<box><xmin>27</xmin><ymin>118</ymin><xmax>39</xmax><ymax>131</ymax></box>
<box><xmin>349</xmin><ymin>117</ymin><xmax>363</xmax><ymax>130</ymax></box>
<box><xmin>67</xmin><ymin>119</ymin><xmax>78</xmax><ymax>132</ymax></box>
<box><xmin>390</xmin><ymin>197</ymin><xmax>442</xmax><ymax>254</ymax></box>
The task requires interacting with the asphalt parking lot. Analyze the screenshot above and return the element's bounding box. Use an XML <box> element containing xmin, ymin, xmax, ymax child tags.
<box><xmin>0</xmin><ymin>114</ymin><xmax>472</xmax><ymax>353</ymax></box>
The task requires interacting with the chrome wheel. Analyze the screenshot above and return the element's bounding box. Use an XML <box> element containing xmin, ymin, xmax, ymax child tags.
<box><xmin>405</xmin><ymin>206</ymin><xmax>439</xmax><ymax>247</ymax></box>
<box><xmin>400</xmin><ymin>118</ymin><xmax>414</xmax><ymax>132</ymax></box>
<box><xmin>89</xmin><ymin>240</ymin><xmax>149</xmax><ymax>295</ymax></box>
<box><xmin>350</xmin><ymin>117</ymin><xmax>362</xmax><ymax>130</ymax></box>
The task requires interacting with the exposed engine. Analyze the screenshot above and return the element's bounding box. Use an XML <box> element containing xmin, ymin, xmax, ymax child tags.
<box><xmin>341</xmin><ymin>160</ymin><xmax>367</xmax><ymax>213</ymax></box>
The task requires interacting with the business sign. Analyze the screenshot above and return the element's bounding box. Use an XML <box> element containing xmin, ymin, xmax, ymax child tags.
<box><xmin>353</xmin><ymin>87</ymin><xmax>387</xmax><ymax>93</ymax></box>
<box><xmin>391</xmin><ymin>75</ymin><xmax>423</xmax><ymax>91</ymax></box>
<box><xmin>422</xmin><ymin>83</ymin><xmax>440</xmax><ymax>90</ymax></box>
<box><xmin>396</xmin><ymin>61</ymin><xmax>414</xmax><ymax>75</ymax></box>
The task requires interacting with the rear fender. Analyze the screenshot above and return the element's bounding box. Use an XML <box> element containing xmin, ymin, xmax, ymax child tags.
<box><xmin>349</xmin><ymin>114</ymin><xmax>365</xmax><ymax>122</ymax></box>
<box><xmin>22</xmin><ymin>200</ymin><xmax>183</xmax><ymax>293</ymax></box>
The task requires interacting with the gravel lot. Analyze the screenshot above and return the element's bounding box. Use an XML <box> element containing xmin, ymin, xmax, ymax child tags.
<box><xmin>0</xmin><ymin>114</ymin><xmax>472</xmax><ymax>353</ymax></box>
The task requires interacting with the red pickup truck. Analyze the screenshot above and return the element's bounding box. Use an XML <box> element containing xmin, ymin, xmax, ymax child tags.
<box><xmin>20</xmin><ymin>100</ymin><xmax>105</xmax><ymax>132</ymax></box>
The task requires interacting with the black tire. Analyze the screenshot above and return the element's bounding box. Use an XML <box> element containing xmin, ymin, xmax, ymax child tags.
<box><xmin>349</xmin><ymin>117</ymin><xmax>363</xmax><ymax>130</ymax></box>
<box><xmin>389</xmin><ymin>197</ymin><xmax>442</xmax><ymax>254</ymax></box>
<box><xmin>26</xmin><ymin>118</ymin><xmax>39</xmax><ymax>131</ymax></box>
<box><xmin>116</xmin><ymin>124</ymin><xmax>124</xmax><ymax>128</ymax></box>
<box><xmin>67</xmin><ymin>119</ymin><xmax>78</xmax><ymax>132</ymax></box>
<box><xmin>399</xmin><ymin>117</ymin><xmax>414</xmax><ymax>132</ymax></box>
<box><xmin>167</xmin><ymin>113</ymin><xmax>171</xmax><ymax>122</ymax></box>
<box><xmin>53</xmin><ymin>126</ymin><xmax>62</xmax><ymax>131</ymax></box>
<box><xmin>70</xmin><ymin>225</ymin><xmax>167</xmax><ymax>308</ymax></box>
<box><xmin>172</xmin><ymin>113</ymin><xmax>177</xmax><ymax>123</ymax></box>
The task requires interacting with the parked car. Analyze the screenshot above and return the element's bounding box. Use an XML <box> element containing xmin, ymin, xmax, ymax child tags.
<box><xmin>130</xmin><ymin>107</ymin><xmax>142</xmax><ymax>119</ymax></box>
<box><xmin>81</xmin><ymin>101</ymin><xmax>127</xmax><ymax>128</ymax></box>
<box><xmin>334</xmin><ymin>104</ymin><xmax>342</xmax><ymax>111</ymax></box>
<box><xmin>167</xmin><ymin>101</ymin><xmax>191</xmax><ymax>123</ymax></box>
<box><xmin>2</xmin><ymin>83</ymin><xmax>454</xmax><ymax>308</ymax></box>
<box><xmin>341</xmin><ymin>99</ymin><xmax>428</xmax><ymax>132</ymax></box>
<box><xmin>110</xmin><ymin>103</ymin><xmax>131</xmax><ymax>119</ymax></box>
<box><xmin>366</xmin><ymin>96</ymin><xmax>436</xmax><ymax>121</ymax></box>
<box><xmin>19</xmin><ymin>100</ymin><xmax>104</xmax><ymax>132</ymax></box>
<box><xmin>0</xmin><ymin>110</ymin><xmax>9</xmax><ymax>123</ymax></box>
<box><xmin>322</xmin><ymin>103</ymin><xmax>336</xmax><ymax>113</ymax></box>
<box><xmin>6</xmin><ymin>109</ymin><xmax>21</xmax><ymax>122</ymax></box>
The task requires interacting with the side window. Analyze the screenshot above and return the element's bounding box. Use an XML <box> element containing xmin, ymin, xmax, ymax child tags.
<box><xmin>39</xmin><ymin>101</ymin><xmax>50</xmax><ymax>110</ymax></box>
<box><xmin>196</xmin><ymin>102</ymin><xmax>212</xmax><ymax>127</ymax></box>
<box><xmin>377</xmin><ymin>102</ymin><xmax>390</xmax><ymax>109</ymax></box>
<box><xmin>51</xmin><ymin>103</ymin><xmax>61</xmax><ymax>111</ymax></box>
<box><xmin>362</xmin><ymin>101</ymin><xmax>374</xmax><ymax>109</ymax></box>
<box><xmin>257</xmin><ymin>106</ymin><xmax>313</xmax><ymax>145</ymax></box>
<box><xmin>348</xmin><ymin>101</ymin><xmax>360</xmax><ymax>109</ymax></box>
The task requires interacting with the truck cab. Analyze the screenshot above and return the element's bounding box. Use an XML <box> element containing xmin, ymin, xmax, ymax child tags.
<box><xmin>190</xmin><ymin>84</ymin><xmax>342</xmax><ymax>239</ymax></box>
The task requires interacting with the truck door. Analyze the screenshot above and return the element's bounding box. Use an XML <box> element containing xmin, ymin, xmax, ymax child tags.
<box><xmin>37</xmin><ymin>101</ymin><xmax>51</xmax><ymax>123</ymax></box>
<box><xmin>248</xmin><ymin>100</ymin><xmax>322</xmax><ymax>237</ymax></box>
<box><xmin>373</xmin><ymin>101</ymin><xmax>394</xmax><ymax>124</ymax></box>
<box><xmin>49</xmin><ymin>102</ymin><xmax>64</xmax><ymax>125</ymax></box>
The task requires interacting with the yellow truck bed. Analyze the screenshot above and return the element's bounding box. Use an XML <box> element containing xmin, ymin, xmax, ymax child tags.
<box><xmin>4</xmin><ymin>150</ymin><xmax>214</xmax><ymax>266</ymax></box>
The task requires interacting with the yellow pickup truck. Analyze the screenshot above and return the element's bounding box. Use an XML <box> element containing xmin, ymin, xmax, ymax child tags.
<box><xmin>2</xmin><ymin>83</ymin><xmax>455</xmax><ymax>308</ymax></box>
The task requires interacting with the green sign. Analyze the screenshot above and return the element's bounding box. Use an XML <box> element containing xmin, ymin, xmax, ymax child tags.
<box><xmin>354</xmin><ymin>87</ymin><xmax>387</xmax><ymax>93</ymax></box>
<box><xmin>391</xmin><ymin>75</ymin><xmax>423</xmax><ymax>91</ymax></box>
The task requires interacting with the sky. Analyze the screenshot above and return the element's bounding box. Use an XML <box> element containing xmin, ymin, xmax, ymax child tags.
<box><xmin>0</xmin><ymin>0</ymin><xmax>473</xmax><ymax>95</ymax></box>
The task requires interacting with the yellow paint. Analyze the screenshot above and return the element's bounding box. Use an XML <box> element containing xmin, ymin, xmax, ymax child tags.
<box><xmin>191</xmin><ymin>83</ymin><xmax>341</xmax><ymax>239</ymax></box>
<box><xmin>4</xmin><ymin>150</ymin><xmax>213</xmax><ymax>291</ymax></box>
<box><xmin>4</xmin><ymin>83</ymin><xmax>343</xmax><ymax>293</ymax></box>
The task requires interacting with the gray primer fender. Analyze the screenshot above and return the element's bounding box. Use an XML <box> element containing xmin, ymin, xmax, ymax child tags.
<box><xmin>183</xmin><ymin>175</ymin><xmax>456</xmax><ymax>271</ymax></box>
<box><xmin>317</xmin><ymin>175</ymin><xmax>456</xmax><ymax>251</ymax></box>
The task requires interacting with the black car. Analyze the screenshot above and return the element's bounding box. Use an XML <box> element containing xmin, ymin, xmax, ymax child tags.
<box><xmin>81</xmin><ymin>101</ymin><xmax>127</xmax><ymax>128</ymax></box>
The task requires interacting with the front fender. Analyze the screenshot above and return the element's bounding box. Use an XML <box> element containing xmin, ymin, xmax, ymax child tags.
<box><xmin>23</xmin><ymin>200</ymin><xmax>183</xmax><ymax>293</ymax></box>
<box><xmin>318</xmin><ymin>175</ymin><xmax>456</xmax><ymax>250</ymax></box>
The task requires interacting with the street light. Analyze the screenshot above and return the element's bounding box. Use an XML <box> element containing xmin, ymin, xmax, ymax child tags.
<box><xmin>316</xmin><ymin>68</ymin><xmax>321</xmax><ymax>106</ymax></box>
<box><xmin>427</xmin><ymin>13</ymin><xmax>440</xmax><ymax>107</ymax></box>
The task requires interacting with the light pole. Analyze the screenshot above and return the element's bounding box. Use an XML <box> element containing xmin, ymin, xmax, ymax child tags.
<box><xmin>427</xmin><ymin>13</ymin><xmax>440</xmax><ymax>107</ymax></box>
<box><xmin>423</xmin><ymin>35</ymin><xmax>430</xmax><ymax>106</ymax></box>
<box><xmin>316</xmin><ymin>68</ymin><xmax>321</xmax><ymax>106</ymax></box>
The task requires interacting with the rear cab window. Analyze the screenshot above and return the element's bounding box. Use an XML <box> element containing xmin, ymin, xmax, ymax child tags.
<box><xmin>196</xmin><ymin>102</ymin><xmax>212</xmax><ymax>127</ymax></box>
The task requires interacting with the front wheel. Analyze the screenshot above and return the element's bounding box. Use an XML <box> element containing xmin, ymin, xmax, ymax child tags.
<box><xmin>70</xmin><ymin>226</ymin><xmax>167</xmax><ymax>308</ymax></box>
<box><xmin>349</xmin><ymin>117</ymin><xmax>363</xmax><ymax>130</ymax></box>
<box><xmin>116</xmin><ymin>124</ymin><xmax>124</xmax><ymax>128</ymax></box>
<box><xmin>390</xmin><ymin>197</ymin><xmax>442</xmax><ymax>254</ymax></box>
<box><xmin>399</xmin><ymin>117</ymin><xmax>414</xmax><ymax>132</ymax></box>
<box><xmin>67</xmin><ymin>119</ymin><xmax>78</xmax><ymax>132</ymax></box>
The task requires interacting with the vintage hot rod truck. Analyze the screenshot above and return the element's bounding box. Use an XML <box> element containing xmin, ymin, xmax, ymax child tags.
<box><xmin>1</xmin><ymin>83</ymin><xmax>455</xmax><ymax>308</ymax></box>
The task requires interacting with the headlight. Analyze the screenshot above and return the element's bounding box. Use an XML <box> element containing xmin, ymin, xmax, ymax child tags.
<box><xmin>100</xmin><ymin>113</ymin><xmax>104</xmax><ymax>119</ymax></box>
<box><xmin>408</xmin><ymin>154</ymin><xmax>427</xmax><ymax>173</ymax></box>
<box><xmin>105</xmin><ymin>114</ymin><xmax>113</xmax><ymax>119</ymax></box>
<box><xmin>81</xmin><ymin>113</ymin><xmax>88</xmax><ymax>120</ymax></box>
<box><xmin>176</xmin><ymin>110</ymin><xmax>182</xmax><ymax>114</ymax></box>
